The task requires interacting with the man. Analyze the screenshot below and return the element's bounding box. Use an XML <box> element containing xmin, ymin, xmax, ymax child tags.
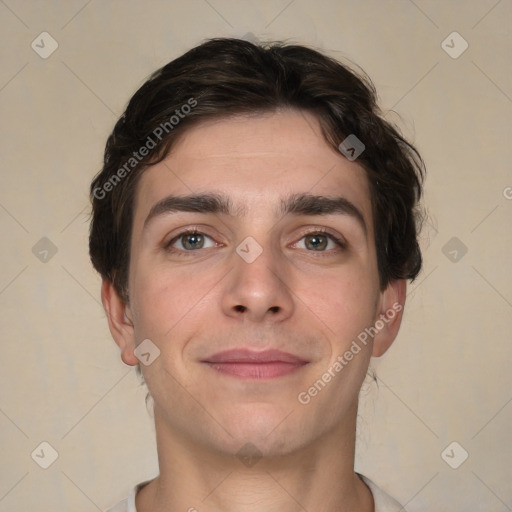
<box><xmin>90</xmin><ymin>37</ymin><xmax>425</xmax><ymax>512</ymax></box>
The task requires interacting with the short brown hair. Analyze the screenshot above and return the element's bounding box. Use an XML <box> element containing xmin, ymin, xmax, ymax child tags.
<box><xmin>89</xmin><ymin>38</ymin><xmax>425</xmax><ymax>303</ymax></box>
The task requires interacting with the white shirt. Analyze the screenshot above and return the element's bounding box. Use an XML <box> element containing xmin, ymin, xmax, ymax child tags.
<box><xmin>104</xmin><ymin>474</ymin><xmax>406</xmax><ymax>512</ymax></box>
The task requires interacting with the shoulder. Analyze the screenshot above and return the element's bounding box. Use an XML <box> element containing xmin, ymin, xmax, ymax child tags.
<box><xmin>104</xmin><ymin>479</ymin><xmax>153</xmax><ymax>512</ymax></box>
<box><xmin>358</xmin><ymin>474</ymin><xmax>407</xmax><ymax>512</ymax></box>
<box><xmin>106</xmin><ymin>476</ymin><xmax>405</xmax><ymax>512</ymax></box>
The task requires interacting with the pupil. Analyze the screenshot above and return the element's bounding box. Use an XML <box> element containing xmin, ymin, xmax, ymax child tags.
<box><xmin>308</xmin><ymin>235</ymin><xmax>326</xmax><ymax>251</ymax></box>
<box><xmin>185</xmin><ymin>234</ymin><xmax>202</xmax><ymax>249</ymax></box>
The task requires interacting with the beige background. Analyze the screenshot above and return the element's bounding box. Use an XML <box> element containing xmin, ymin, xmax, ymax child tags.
<box><xmin>1</xmin><ymin>1</ymin><xmax>511</xmax><ymax>510</ymax></box>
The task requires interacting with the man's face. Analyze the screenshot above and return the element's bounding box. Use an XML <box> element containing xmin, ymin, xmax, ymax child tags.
<box><xmin>116</xmin><ymin>109</ymin><xmax>400</xmax><ymax>457</ymax></box>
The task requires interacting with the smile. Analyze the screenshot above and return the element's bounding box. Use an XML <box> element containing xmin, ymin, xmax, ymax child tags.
<box><xmin>202</xmin><ymin>349</ymin><xmax>309</xmax><ymax>380</ymax></box>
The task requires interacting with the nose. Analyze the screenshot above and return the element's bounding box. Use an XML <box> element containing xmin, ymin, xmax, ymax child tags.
<box><xmin>221</xmin><ymin>237</ymin><xmax>295</xmax><ymax>324</ymax></box>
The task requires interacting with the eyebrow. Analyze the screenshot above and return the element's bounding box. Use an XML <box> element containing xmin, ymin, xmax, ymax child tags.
<box><xmin>143</xmin><ymin>192</ymin><xmax>367</xmax><ymax>234</ymax></box>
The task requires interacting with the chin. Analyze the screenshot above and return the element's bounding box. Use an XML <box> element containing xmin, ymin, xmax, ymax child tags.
<box><xmin>212</xmin><ymin>403</ymin><xmax>312</xmax><ymax>457</ymax></box>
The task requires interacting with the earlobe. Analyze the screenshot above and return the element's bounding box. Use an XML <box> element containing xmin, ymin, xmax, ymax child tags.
<box><xmin>372</xmin><ymin>279</ymin><xmax>406</xmax><ymax>357</ymax></box>
<box><xmin>101</xmin><ymin>279</ymin><xmax>139</xmax><ymax>366</ymax></box>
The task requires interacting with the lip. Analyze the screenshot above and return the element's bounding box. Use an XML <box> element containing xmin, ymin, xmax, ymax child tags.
<box><xmin>202</xmin><ymin>349</ymin><xmax>309</xmax><ymax>379</ymax></box>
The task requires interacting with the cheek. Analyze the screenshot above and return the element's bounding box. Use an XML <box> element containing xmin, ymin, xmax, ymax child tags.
<box><xmin>128</xmin><ymin>263</ymin><xmax>179</xmax><ymax>340</ymax></box>
<box><xmin>303</xmin><ymin>268</ymin><xmax>379</xmax><ymax>348</ymax></box>
<box><xmin>128</xmin><ymin>261</ymin><xmax>215</xmax><ymax>345</ymax></box>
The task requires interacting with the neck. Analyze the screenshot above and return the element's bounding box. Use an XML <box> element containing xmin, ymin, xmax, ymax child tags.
<box><xmin>136</xmin><ymin>405</ymin><xmax>374</xmax><ymax>512</ymax></box>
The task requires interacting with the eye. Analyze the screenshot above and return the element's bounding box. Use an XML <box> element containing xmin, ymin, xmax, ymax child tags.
<box><xmin>164</xmin><ymin>228</ymin><xmax>345</xmax><ymax>255</ymax></box>
<box><xmin>294</xmin><ymin>230</ymin><xmax>345</xmax><ymax>252</ymax></box>
<box><xmin>166</xmin><ymin>230</ymin><xmax>217</xmax><ymax>252</ymax></box>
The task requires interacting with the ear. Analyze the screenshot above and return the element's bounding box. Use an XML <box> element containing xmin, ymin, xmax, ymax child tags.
<box><xmin>101</xmin><ymin>278</ymin><xmax>139</xmax><ymax>366</ymax></box>
<box><xmin>371</xmin><ymin>279</ymin><xmax>406</xmax><ymax>357</ymax></box>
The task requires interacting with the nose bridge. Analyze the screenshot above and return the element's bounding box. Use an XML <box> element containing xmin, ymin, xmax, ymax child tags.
<box><xmin>222</xmin><ymin>232</ymin><xmax>294</xmax><ymax>321</ymax></box>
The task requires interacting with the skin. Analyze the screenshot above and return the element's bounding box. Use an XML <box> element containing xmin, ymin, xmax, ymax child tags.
<box><xmin>102</xmin><ymin>109</ymin><xmax>406</xmax><ymax>512</ymax></box>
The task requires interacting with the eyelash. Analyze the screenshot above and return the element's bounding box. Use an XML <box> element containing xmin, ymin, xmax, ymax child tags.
<box><xmin>164</xmin><ymin>227</ymin><xmax>346</xmax><ymax>256</ymax></box>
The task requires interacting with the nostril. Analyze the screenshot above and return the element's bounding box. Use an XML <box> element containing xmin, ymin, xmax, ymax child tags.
<box><xmin>235</xmin><ymin>305</ymin><xmax>246</xmax><ymax>312</ymax></box>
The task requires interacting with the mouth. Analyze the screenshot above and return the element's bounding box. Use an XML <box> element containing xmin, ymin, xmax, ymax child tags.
<box><xmin>202</xmin><ymin>349</ymin><xmax>309</xmax><ymax>380</ymax></box>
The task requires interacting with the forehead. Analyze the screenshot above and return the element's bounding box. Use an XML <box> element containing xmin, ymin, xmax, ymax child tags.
<box><xmin>133</xmin><ymin>109</ymin><xmax>372</xmax><ymax>228</ymax></box>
